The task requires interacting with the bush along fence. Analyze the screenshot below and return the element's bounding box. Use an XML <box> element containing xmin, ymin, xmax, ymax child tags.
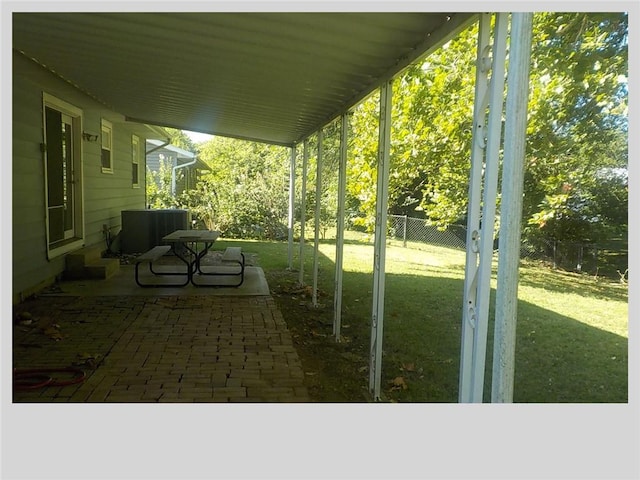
<box><xmin>386</xmin><ymin>214</ymin><xmax>627</xmax><ymax>280</ymax></box>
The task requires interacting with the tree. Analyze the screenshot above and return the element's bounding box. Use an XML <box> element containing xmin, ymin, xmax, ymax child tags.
<box><xmin>346</xmin><ymin>24</ymin><xmax>480</xmax><ymax>230</ymax></box>
<box><xmin>347</xmin><ymin>91</ymin><xmax>381</xmax><ymax>232</ymax></box>
<box><xmin>192</xmin><ymin>136</ymin><xmax>291</xmax><ymax>239</ymax></box>
<box><xmin>523</xmin><ymin>12</ymin><xmax>628</xmax><ymax>245</ymax></box>
<box><xmin>165</xmin><ymin>127</ymin><xmax>197</xmax><ymax>152</ymax></box>
<box><xmin>146</xmin><ymin>158</ymin><xmax>177</xmax><ymax>209</ymax></box>
<box><xmin>302</xmin><ymin>120</ymin><xmax>343</xmax><ymax>238</ymax></box>
<box><xmin>344</xmin><ymin>12</ymin><xmax>628</xmax><ymax>246</ymax></box>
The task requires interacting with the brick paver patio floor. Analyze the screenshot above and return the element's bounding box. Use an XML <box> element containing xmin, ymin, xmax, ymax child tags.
<box><xmin>12</xmin><ymin>294</ymin><xmax>309</xmax><ymax>402</ymax></box>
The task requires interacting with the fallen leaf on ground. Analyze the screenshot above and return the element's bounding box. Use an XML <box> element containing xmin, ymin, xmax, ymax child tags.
<box><xmin>390</xmin><ymin>376</ymin><xmax>408</xmax><ymax>390</ymax></box>
<box><xmin>401</xmin><ymin>362</ymin><xmax>415</xmax><ymax>372</ymax></box>
<box><xmin>43</xmin><ymin>327</ymin><xmax>63</xmax><ymax>341</ymax></box>
<box><xmin>75</xmin><ymin>353</ymin><xmax>101</xmax><ymax>368</ymax></box>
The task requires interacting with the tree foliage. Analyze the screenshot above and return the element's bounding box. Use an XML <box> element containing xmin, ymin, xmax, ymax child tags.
<box><xmin>146</xmin><ymin>128</ymin><xmax>198</xmax><ymax>209</ymax></box>
<box><xmin>165</xmin><ymin>127</ymin><xmax>197</xmax><ymax>152</ymax></box>
<box><xmin>523</xmin><ymin>12</ymin><xmax>628</xmax><ymax>244</ymax></box>
<box><xmin>192</xmin><ymin>137</ymin><xmax>291</xmax><ymax>240</ymax></box>
<box><xmin>144</xmin><ymin>13</ymin><xmax>627</xmax><ymax>250</ymax></box>
<box><xmin>345</xmin><ymin>12</ymin><xmax>628</xmax><ymax>246</ymax></box>
<box><xmin>146</xmin><ymin>134</ymin><xmax>292</xmax><ymax>240</ymax></box>
<box><xmin>146</xmin><ymin>158</ymin><xmax>175</xmax><ymax>209</ymax></box>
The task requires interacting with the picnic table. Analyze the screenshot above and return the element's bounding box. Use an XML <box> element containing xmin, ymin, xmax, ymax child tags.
<box><xmin>134</xmin><ymin>230</ymin><xmax>244</xmax><ymax>287</ymax></box>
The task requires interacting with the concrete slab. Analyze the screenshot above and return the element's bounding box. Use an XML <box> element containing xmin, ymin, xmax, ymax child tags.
<box><xmin>40</xmin><ymin>264</ymin><xmax>270</xmax><ymax>297</ymax></box>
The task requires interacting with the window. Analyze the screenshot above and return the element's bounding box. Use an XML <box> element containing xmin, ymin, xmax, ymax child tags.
<box><xmin>101</xmin><ymin>119</ymin><xmax>113</xmax><ymax>173</ymax></box>
<box><xmin>132</xmin><ymin>134</ymin><xmax>140</xmax><ymax>187</ymax></box>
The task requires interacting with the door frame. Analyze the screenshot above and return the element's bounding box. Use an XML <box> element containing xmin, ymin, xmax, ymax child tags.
<box><xmin>42</xmin><ymin>92</ymin><xmax>85</xmax><ymax>259</ymax></box>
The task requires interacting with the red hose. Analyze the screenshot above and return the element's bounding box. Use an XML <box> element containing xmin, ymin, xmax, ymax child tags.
<box><xmin>13</xmin><ymin>367</ymin><xmax>86</xmax><ymax>390</ymax></box>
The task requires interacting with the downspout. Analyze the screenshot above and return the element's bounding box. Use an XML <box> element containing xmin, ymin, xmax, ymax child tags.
<box><xmin>171</xmin><ymin>157</ymin><xmax>197</xmax><ymax>196</ymax></box>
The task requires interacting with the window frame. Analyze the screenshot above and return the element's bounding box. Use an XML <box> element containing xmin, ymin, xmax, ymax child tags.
<box><xmin>132</xmin><ymin>134</ymin><xmax>141</xmax><ymax>188</ymax></box>
<box><xmin>101</xmin><ymin>119</ymin><xmax>113</xmax><ymax>174</ymax></box>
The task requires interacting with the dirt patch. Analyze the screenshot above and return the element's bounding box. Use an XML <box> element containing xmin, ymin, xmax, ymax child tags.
<box><xmin>266</xmin><ymin>269</ymin><xmax>373</xmax><ymax>402</ymax></box>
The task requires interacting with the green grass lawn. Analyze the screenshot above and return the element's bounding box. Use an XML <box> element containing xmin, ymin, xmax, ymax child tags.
<box><xmin>214</xmin><ymin>233</ymin><xmax>628</xmax><ymax>403</ymax></box>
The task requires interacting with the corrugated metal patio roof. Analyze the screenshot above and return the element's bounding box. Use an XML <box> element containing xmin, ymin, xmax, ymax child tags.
<box><xmin>12</xmin><ymin>12</ymin><xmax>477</xmax><ymax>146</ymax></box>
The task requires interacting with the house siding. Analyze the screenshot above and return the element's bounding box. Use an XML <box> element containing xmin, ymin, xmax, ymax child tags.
<box><xmin>146</xmin><ymin>143</ymin><xmax>203</xmax><ymax>199</ymax></box>
<box><xmin>146</xmin><ymin>151</ymin><xmax>173</xmax><ymax>174</ymax></box>
<box><xmin>12</xmin><ymin>52</ymin><xmax>153</xmax><ymax>303</ymax></box>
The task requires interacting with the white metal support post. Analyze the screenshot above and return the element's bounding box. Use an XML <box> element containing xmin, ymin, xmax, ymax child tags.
<box><xmin>459</xmin><ymin>12</ymin><xmax>492</xmax><ymax>404</ymax></box>
<box><xmin>491</xmin><ymin>12</ymin><xmax>533</xmax><ymax>403</ymax></box>
<box><xmin>333</xmin><ymin>113</ymin><xmax>349</xmax><ymax>340</ymax></box>
<box><xmin>459</xmin><ymin>12</ymin><xmax>509</xmax><ymax>403</ymax></box>
<box><xmin>287</xmin><ymin>145</ymin><xmax>296</xmax><ymax>270</ymax></box>
<box><xmin>298</xmin><ymin>139</ymin><xmax>309</xmax><ymax>286</ymax></box>
<box><xmin>369</xmin><ymin>80</ymin><xmax>393</xmax><ymax>401</ymax></box>
<box><xmin>312</xmin><ymin>130</ymin><xmax>323</xmax><ymax>307</ymax></box>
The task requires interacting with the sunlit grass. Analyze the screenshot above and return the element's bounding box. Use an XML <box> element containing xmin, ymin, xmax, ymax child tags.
<box><xmin>215</xmin><ymin>235</ymin><xmax>628</xmax><ymax>402</ymax></box>
<box><xmin>517</xmin><ymin>265</ymin><xmax>628</xmax><ymax>337</ymax></box>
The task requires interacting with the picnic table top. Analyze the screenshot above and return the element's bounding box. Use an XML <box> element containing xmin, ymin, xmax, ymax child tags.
<box><xmin>162</xmin><ymin>229</ymin><xmax>220</xmax><ymax>243</ymax></box>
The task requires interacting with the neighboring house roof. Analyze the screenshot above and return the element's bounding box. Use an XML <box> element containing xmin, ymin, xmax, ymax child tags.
<box><xmin>147</xmin><ymin>139</ymin><xmax>195</xmax><ymax>159</ymax></box>
<box><xmin>12</xmin><ymin>12</ymin><xmax>476</xmax><ymax>146</ymax></box>
<box><xmin>146</xmin><ymin>139</ymin><xmax>210</xmax><ymax>171</ymax></box>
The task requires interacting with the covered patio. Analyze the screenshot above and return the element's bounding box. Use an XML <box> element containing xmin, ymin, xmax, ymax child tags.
<box><xmin>12</xmin><ymin>9</ymin><xmax>525</xmax><ymax>403</ymax></box>
<box><xmin>6</xmin><ymin>5</ymin><xmax>636</xmax><ymax>480</ymax></box>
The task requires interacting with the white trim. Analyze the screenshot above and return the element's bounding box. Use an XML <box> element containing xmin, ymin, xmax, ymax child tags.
<box><xmin>132</xmin><ymin>134</ymin><xmax>141</xmax><ymax>188</ymax></box>
<box><xmin>298</xmin><ymin>139</ymin><xmax>309</xmax><ymax>286</ymax></box>
<box><xmin>459</xmin><ymin>13</ymin><xmax>509</xmax><ymax>403</ymax></box>
<box><xmin>42</xmin><ymin>92</ymin><xmax>85</xmax><ymax>260</ymax></box>
<box><xmin>459</xmin><ymin>13</ymin><xmax>492</xmax><ymax>403</ymax></box>
<box><xmin>312</xmin><ymin>130</ymin><xmax>323</xmax><ymax>307</ymax></box>
<box><xmin>46</xmin><ymin>239</ymin><xmax>85</xmax><ymax>260</ymax></box>
<box><xmin>287</xmin><ymin>145</ymin><xmax>296</xmax><ymax>269</ymax></box>
<box><xmin>369</xmin><ymin>79</ymin><xmax>393</xmax><ymax>401</ymax></box>
<box><xmin>101</xmin><ymin>118</ymin><xmax>114</xmax><ymax>173</ymax></box>
<box><xmin>333</xmin><ymin>113</ymin><xmax>349</xmax><ymax>341</ymax></box>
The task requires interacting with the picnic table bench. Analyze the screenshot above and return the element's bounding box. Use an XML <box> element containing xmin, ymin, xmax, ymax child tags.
<box><xmin>133</xmin><ymin>230</ymin><xmax>245</xmax><ymax>288</ymax></box>
<box><xmin>193</xmin><ymin>246</ymin><xmax>245</xmax><ymax>287</ymax></box>
<box><xmin>134</xmin><ymin>245</ymin><xmax>190</xmax><ymax>287</ymax></box>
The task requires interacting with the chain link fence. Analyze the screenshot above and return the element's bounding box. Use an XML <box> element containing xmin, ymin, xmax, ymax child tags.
<box><xmin>388</xmin><ymin>214</ymin><xmax>467</xmax><ymax>250</ymax></box>
<box><xmin>386</xmin><ymin>214</ymin><xmax>627</xmax><ymax>279</ymax></box>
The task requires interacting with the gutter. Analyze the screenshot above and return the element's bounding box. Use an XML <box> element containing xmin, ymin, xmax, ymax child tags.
<box><xmin>146</xmin><ymin>138</ymin><xmax>171</xmax><ymax>155</ymax></box>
